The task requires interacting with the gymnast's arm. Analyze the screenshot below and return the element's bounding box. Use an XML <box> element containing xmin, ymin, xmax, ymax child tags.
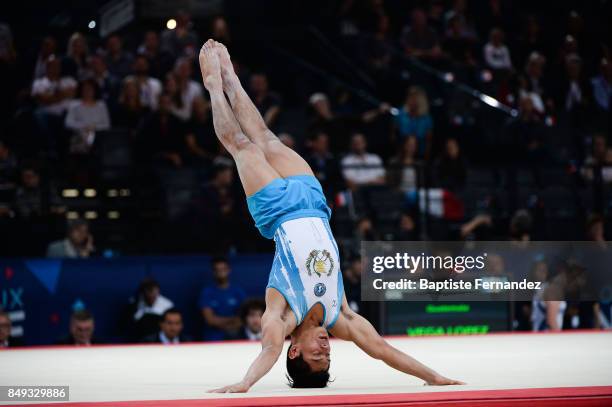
<box><xmin>208</xmin><ymin>291</ymin><xmax>291</xmax><ymax>393</ymax></box>
<box><xmin>329</xmin><ymin>295</ymin><xmax>464</xmax><ymax>385</ymax></box>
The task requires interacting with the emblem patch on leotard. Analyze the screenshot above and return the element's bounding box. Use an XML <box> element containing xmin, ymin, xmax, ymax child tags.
<box><xmin>305</xmin><ymin>250</ymin><xmax>334</xmax><ymax>277</ymax></box>
<box><xmin>314</xmin><ymin>283</ymin><xmax>326</xmax><ymax>297</ymax></box>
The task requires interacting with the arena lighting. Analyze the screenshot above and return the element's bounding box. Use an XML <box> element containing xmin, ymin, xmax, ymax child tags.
<box><xmin>84</xmin><ymin>211</ymin><xmax>98</xmax><ymax>219</ymax></box>
<box><xmin>88</xmin><ymin>20</ymin><xmax>96</xmax><ymax>29</ymax></box>
<box><xmin>480</xmin><ymin>94</ymin><xmax>501</xmax><ymax>108</ymax></box>
<box><xmin>107</xmin><ymin>189</ymin><xmax>118</xmax><ymax>197</ymax></box>
<box><xmin>166</xmin><ymin>19</ymin><xmax>177</xmax><ymax>30</ymax></box>
<box><xmin>66</xmin><ymin>211</ymin><xmax>79</xmax><ymax>219</ymax></box>
<box><xmin>119</xmin><ymin>188</ymin><xmax>131</xmax><ymax>197</ymax></box>
<box><xmin>84</xmin><ymin>189</ymin><xmax>97</xmax><ymax>198</ymax></box>
<box><xmin>107</xmin><ymin>211</ymin><xmax>120</xmax><ymax>219</ymax></box>
<box><xmin>62</xmin><ymin>189</ymin><xmax>79</xmax><ymax>198</ymax></box>
<box><xmin>443</xmin><ymin>72</ymin><xmax>454</xmax><ymax>82</ymax></box>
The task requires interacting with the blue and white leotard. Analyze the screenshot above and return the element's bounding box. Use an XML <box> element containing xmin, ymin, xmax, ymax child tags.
<box><xmin>246</xmin><ymin>175</ymin><xmax>344</xmax><ymax>329</ymax></box>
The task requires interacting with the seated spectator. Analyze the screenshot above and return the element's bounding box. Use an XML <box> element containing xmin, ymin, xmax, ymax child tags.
<box><xmin>102</xmin><ymin>34</ymin><xmax>133</xmax><ymax>79</ymax></box>
<box><xmin>57</xmin><ymin>309</ymin><xmax>97</xmax><ymax>345</ymax></box>
<box><xmin>113</xmin><ymin>77</ymin><xmax>150</xmax><ymax>131</ymax></box>
<box><xmin>87</xmin><ymin>54</ymin><xmax>119</xmax><ymax>106</ymax></box>
<box><xmin>516</xmin><ymin>52</ymin><xmax>550</xmax><ymax>114</ymax></box>
<box><xmin>396</xmin><ymin>212</ymin><xmax>418</xmax><ymax>240</ymax></box>
<box><xmin>442</xmin><ymin>14</ymin><xmax>478</xmax><ymax>66</ymax></box>
<box><xmin>434</xmin><ymin>138</ymin><xmax>467</xmax><ymax>189</ymax></box>
<box><xmin>15</xmin><ymin>165</ymin><xmax>63</xmax><ymax>218</ymax></box>
<box><xmin>199</xmin><ymin>256</ymin><xmax>246</xmax><ymax>341</ymax></box>
<box><xmin>31</xmin><ymin>56</ymin><xmax>77</xmax><ymax>137</ymax></box>
<box><xmin>394</xmin><ymin>87</ymin><xmax>433</xmax><ymax>159</ymax></box>
<box><xmin>400</xmin><ymin>8</ymin><xmax>442</xmax><ymax>60</ymax></box>
<box><xmin>160</xmin><ymin>10</ymin><xmax>199</xmax><ymax>60</ymax></box>
<box><xmin>211</xmin><ymin>16</ymin><xmax>232</xmax><ymax>45</ymax></box>
<box><xmin>64</xmin><ymin>79</ymin><xmax>111</xmax><ymax>154</ymax></box>
<box><xmin>137</xmin><ymin>30</ymin><xmax>169</xmax><ymax>79</ymax></box>
<box><xmin>185</xmin><ymin>96</ymin><xmax>217</xmax><ymax>165</ymax></box>
<box><xmin>591</xmin><ymin>58</ymin><xmax>611</xmax><ymax>113</ymax></box>
<box><xmin>249</xmin><ymin>72</ymin><xmax>281</xmax><ymax>128</ymax></box>
<box><xmin>62</xmin><ymin>32</ymin><xmax>89</xmax><ymax>79</ymax></box>
<box><xmin>138</xmin><ymin>93</ymin><xmax>186</xmax><ymax>168</ymax></box>
<box><xmin>582</xmin><ymin>134</ymin><xmax>610</xmax><ymax>181</ymax></box>
<box><xmin>388</xmin><ymin>136</ymin><xmax>418</xmax><ymax>193</ymax></box>
<box><xmin>343</xmin><ymin>256</ymin><xmax>363</xmax><ymax>313</ymax></box>
<box><xmin>141</xmin><ymin>308</ymin><xmax>189</xmax><ymax>344</ymax></box>
<box><xmin>197</xmin><ymin>164</ymin><xmax>247</xmax><ymax>252</ymax></box>
<box><xmin>33</xmin><ymin>36</ymin><xmax>57</xmax><ymax>79</ymax></box>
<box><xmin>46</xmin><ymin>219</ymin><xmax>94</xmax><ymax>258</ymax></box>
<box><xmin>129</xmin><ymin>277</ymin><xmax>175</xmax><ymax>341</ymax></box>
<box><xmin>483</xmin><ymin>28</ymin><xmax>512</xmax><ymax>72</ymax></box>
<box><xmin>306</xmin><ymin>131</ymin><xmax>343</xmax><ymax>200</ymax></box>
<box><xmin>126</xmin><ymin>55</ymin><xmax>162</xmax><ymax>111</ymax></box>
<box><xmin>169</xmin><ymin>58</ymin><xmax>203</xmax><ymax>121</ymax></box>
<box><xmin>0</xmin><ymin>310</ymin><xmax>24</xmax><ymax>347</ymax></box>
<box><xmin>341</xmin><ymin>133</ymin><xmax>385</xmax><ymax>190</ymax></box>
<box><xmin>503</xmin><ymin>96</ymin><xmax>548</xmax><ymax>163</ymax></box>
<box><xmin>238</xmin><ymin>299</ymin><xmax>265</xmax><ymax>340</ymax></box>
<box><xmin>554</xmin><ymin>54</ymin><xmax>592</xmax><ymax>128</ymax></box>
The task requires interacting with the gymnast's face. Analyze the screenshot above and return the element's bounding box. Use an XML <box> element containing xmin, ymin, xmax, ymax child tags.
<box><xmin>290</xmin><ymin>326</ymin><xmax>331</xmax><ymax>372</ymax></box>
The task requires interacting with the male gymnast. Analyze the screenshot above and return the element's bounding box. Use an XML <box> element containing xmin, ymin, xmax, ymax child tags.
<box><xmin>198</xmin><ymin>39</ymin><xmax>463</xmax><ymax>392</ymax></box>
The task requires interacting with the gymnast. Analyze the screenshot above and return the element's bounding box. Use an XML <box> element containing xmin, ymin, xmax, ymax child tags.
<box><xmin>198</xmin><ymin>39</ymin><xmax>464</xmax><ymax>392</ymax></box>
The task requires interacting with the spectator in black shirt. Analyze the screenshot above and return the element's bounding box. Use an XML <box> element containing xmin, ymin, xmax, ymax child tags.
<box><xmin>137</xmin><ymin>30</ymin><xmax>171</xmax><ymax>80</ymax></box>
<box><xmin>138</xmin><ymin>93</ymin><xmax>186</xmax><ymax>168</ymax></box>
<box><xmin>57</xmin><ymin>309</ymin><xmax>98</xmax><ymax>346</ymax></box>
<box><xmin>306</xmin><ymin>131</ymin><xmax>342</xmax><ymax>200</ymax></box>
<box><xmin>62</xmin><ymin>32</ymin><xmax>89</xmax><ymax>79</ymax></box>
<box><xmin>114</xmin><ymin>77</ymin><xmax>149</xmax><ymax>132</ymax></box>
<box><xmin>87</xmin><ymin>54</ymin><xmax>119</xmax><ymax>108</ymax></box>
<box><xmin>102</xmin><ymin>35</ymin><xmax>133</xmax><ymax>79</ymax></box>
<box><xmin>343</xmin><ymin>256</ymin><xmax>363</xmax><ymax>314</ymax></box>
<box><xmin>142</xmin><ymin>308</ymin><xmax>191</xmax><ymax>344</ymax></box>
<box><xmin>249</xmin><ymin>72</ymin><xmax>281</xmax><ymax>128</ymax></box>
<box><xmin>434</xmin><ymin>138</ymin><xmax>467</xmax><ymax>190</ymax></box>
<box><xmin>184</xmin><ymin>96</ymin><xmax>217</xmax><ymax>166</ymax></box>
<box><xmin>400</xmin><ymin>8</ymin><xmax>442</xmax><ymax>60</ymax></box>
<box><xmin>199</xmin><ymin>164</ymin><xmax>246</xmax><ymax>252</ymax></box>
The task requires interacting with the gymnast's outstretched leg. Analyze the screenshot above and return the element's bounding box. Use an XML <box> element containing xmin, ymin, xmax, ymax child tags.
<box><xmin>214</xmin><ymin>41</ymin><xmax>314</xmax><ymax>178</ymax></box>
<box><xmin>199</xmin><ymin>40</ymin><xmax>281</xmax><ymax>196</ymax></box>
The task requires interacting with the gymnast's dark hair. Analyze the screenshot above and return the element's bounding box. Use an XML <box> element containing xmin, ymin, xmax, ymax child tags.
<box><xmin>286</xmin><ymin>347</ymin><xmax>331</xmax><ymax>388</ymax></box>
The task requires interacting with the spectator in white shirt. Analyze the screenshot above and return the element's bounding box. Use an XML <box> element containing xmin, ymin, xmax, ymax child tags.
<box><xmin>341</xmin><ymin>133</ymin><xmax>386</xmax><ymax>189</ymax></box>
<box><xmin>31</xmin><ymin>56</ymin><xmax>77</xmax><ymax>116</ymax></box>
<box><xmin>64</xmin><ymin>79</ymin><xmax>111</xmax><ymax>153</ymax></box>
<box><xmin>170</xmin><ymin>57</ymin><xmax>203</xmax><ymax>121</ymax></box>
<box><xmin>129</xmin><ymin>278</ymin><xmax>175</xmax><ymax>340</ymax></box>
<box><xmin>126</xmin><ymin>55</ymin><xmax>162</xmax><ymax>110</ymax></box>
<box><xmin>483</xmin><ymin>28</ymin><xmax>512</xmax><ymax>71</ymax></box>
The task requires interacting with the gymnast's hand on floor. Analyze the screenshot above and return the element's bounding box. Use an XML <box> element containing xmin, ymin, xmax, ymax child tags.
<box><xmin>208</xmin><ymin>381</ymin><xmax>250</xmax><ymax>393</ymax></box>
<box><xmin>426</xmin><ymin>375</ymin><xmax>466</xmax><ymax>386</ymax></box>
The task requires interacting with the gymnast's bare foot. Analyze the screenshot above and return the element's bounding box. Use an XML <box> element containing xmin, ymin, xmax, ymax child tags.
<box><xmin>199</xmin><ymin>39</ymin><xmax>222</xmax><ymax>91</ymax></box>
<box><xmin>213</xmin><ymin>41</ymin><xmax>239</xmax><ymax>93</ymax></box>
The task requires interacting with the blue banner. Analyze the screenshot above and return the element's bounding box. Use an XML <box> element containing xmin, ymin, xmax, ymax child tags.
<box><xmin>0</xmin><ymin>254</ymin><xmax>273</xmax><ymax>345</ymax></box>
